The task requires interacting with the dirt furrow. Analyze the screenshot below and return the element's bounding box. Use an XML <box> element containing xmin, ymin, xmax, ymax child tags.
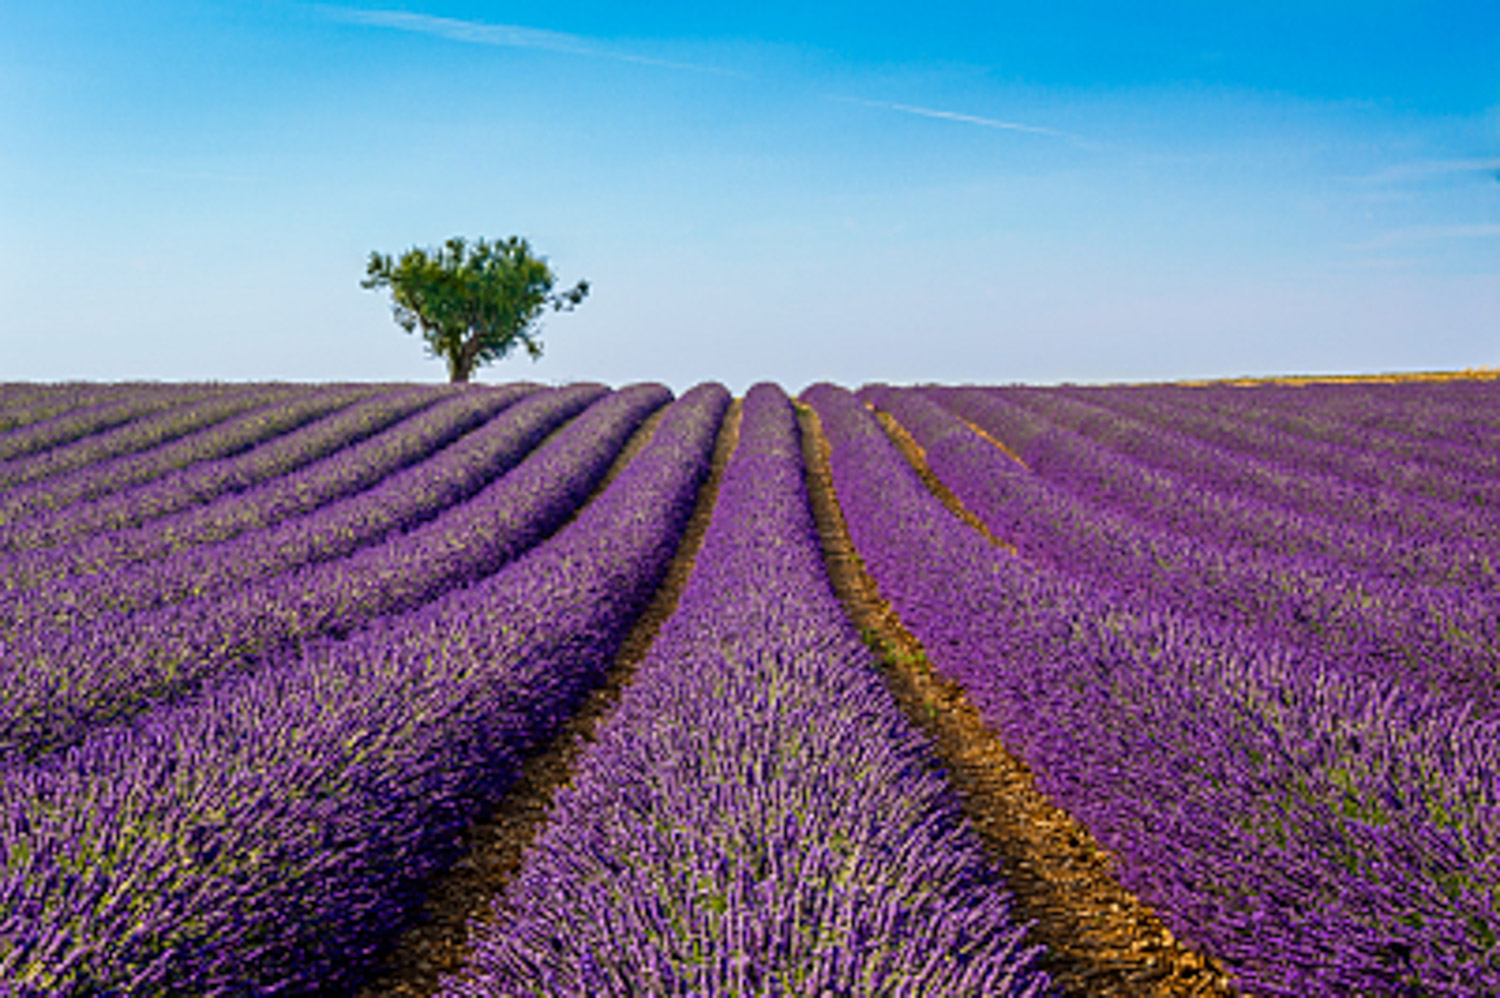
<box><xmin>797</xmin><ymin>401</ymin><xmax>1237</xmax><ymax>997</ymax></box>
<box><xmin>871</xmin><ymin>406</ymin><xmax>1017</xmax><ymax>553</ymax></box>
<box><xmin>357</xmin><ymin>399</ymin><xmax>741</xmax><ymax>997</ymax></box>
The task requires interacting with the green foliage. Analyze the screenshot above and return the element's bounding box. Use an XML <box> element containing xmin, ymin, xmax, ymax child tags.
<box><xmin>362</xmin><ymin>236</ymin><xmax>589</xmax><ymax>383</ymax></box>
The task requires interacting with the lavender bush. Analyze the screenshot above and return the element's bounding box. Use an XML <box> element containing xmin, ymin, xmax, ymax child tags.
<box><xmin>0</xmin><ymin>384</ymin><xmax>358</xmax><ymax>522</ymax></box>
<box><xmin>807</xmin><ymin>382</ymin><xmax>1500</xmax><ymax>996</ymax></box>
<box><xmin>0</xmin><ymin>384</ymin><xmax>727</xmax><ymax>995</ymax></box>
<box><xmin>0</xmin><ymin>384</ymin><xmax>220</xmax><ymax>460</ymax></box>
<box><xmin>0</xmin><ymin>384</ymin><xmax>595</xmax><ymax>633</ymax></box>
<box><xmin>444</xmin><ymin>384</ymin><xmax>1048</xmax><ymax>997</ymax></box>
<box><xmin>0</xmin><ymin>384</ymin><xmax>534</xmax><ymax>594</ymax></box>
<box><xmin>0</xmin><ymin>384</ymin><xmax>666</xmax><ymax>758</ymax></box>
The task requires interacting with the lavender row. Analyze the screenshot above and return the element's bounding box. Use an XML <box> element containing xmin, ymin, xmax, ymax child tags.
<box><xmin>446</xmin><ymin>384</ymin><xmax>1047</xmax><ymax>998</ymax></box>
<box><xmin>808</xmin><ymin>383</ymin><xmax>1500</xmax><ymax>996</ymax></box>
<box><xmin>0</xmin><ymin>383</ymin><xmax>312</xmax><ymax>495</ymax></box>
<box><xmin>0</xmin><ymin>384</ymin><xmax>366</xmax><ymax>524</ymax></box>
<box><xmin>1064</xmin><ymin>383</ymin><xmax>1500</xmax><ymax>514</ymax></box>
<box><xmin>0</xmin><ymin>385</ymin><xmax>727</xmax><ymax>995</ymax></box>
<box><xmin>931</xmin><ymin>387</ymin><xmax>1499</xmax><ymax>592</ymax></box>
<box><xmin>0</xmin><ymin>384</ymin><xmax>534</xmax><ymax>597</ymax></box>
<box><xmin>1214</xmin><ymin>380</ymin><xmax>1500</xmax><ymax>479</ymax></box>
<box><xmin>0</xmin><ymin>385</ymin><xmax>453</xmax><ymax>557</ymax></box>
<box><xmin>0</xmin><ymin>384</ymin><xmax>663</xmax><ymax>758</ymax></box>
<box><xmin>1124</xmin><ymin>380</ymin><xmax>1500</xmax><ymax>451</ymax></box>
<box><xmin>970</xmin><ymin>385</ymin><xmax>1500</xmax><ymax>555</ymax></box>
<box><xmin>1098</xmin><ymin>380</ymin><xmax>1500</xmax><ymax>452</ymax></box>
<box><xmin>865</xmin><ymin>386</ymin><xmax>1500</xmax><ymax>713</ymax></box>
<box><xmin>0</xmin><ymin>384</ymin><xmax>174</xmax><ymax>436</ymax></box>
<box><xmin>0</xmin><ymin>384</ymin><xmax>591</xmax><ymax>634</ymax></box>
<box><xmin>0</xmin><ymin>384</ymin><xmax>223</xmax><ymax>461</ymax></box>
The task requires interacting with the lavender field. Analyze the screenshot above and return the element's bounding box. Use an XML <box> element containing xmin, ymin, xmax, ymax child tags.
<box><xmin>1</xmin><ymin>377</ymin><xmax>1496</xmax><ymax>996</ymax></box>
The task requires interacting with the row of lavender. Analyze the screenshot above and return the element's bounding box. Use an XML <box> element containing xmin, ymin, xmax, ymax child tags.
<box><xmin>817</xmin><ymin>382</ymin><xmax>1498</xmax><ymax>994</ymax></box>
<box><xmin>0</xmin><ymin>385</ymin><xmax>728</xmax><ymax>992</ymax></box>
<box><xmin>1051</xmin><ymin>381</ymin><xmax>1500</xmax><ymax>497</ymax></box>
<box><xmin>953</xmin><ymin>384</ymin><xmax>1500</xmax><ymax>585</ymax></box>
<box><xmin>441</xmin><ymin>385</ymin><xmax>1047</xmax><ymax>996</ymax></box>
<box><xmin>0</xmin><ymin>384</ymin><xmax>373</xmax><ymax>509</ymax></box>
<box><xmin>0</xmin><ymin>384</ymin><xmax>579</xmax><ymax>631</ymax></box>
<box><xmin>0</xmin><ymin>386</ymin><xmax>460</xmax><ymax>556</ymax></box>
<box><xmin>0</xmin><ymin>384</ymin><xmax>161</xmax><ymax>436</ymax></box>
<box><xmin>870</xmin><ymin>386</ymin><xmax>1499</xmax><ymax>713</ymax></box>
<box><xmin>1089</xmin><ymin>379</ymin><xmax>1500</xmax><ymax>461</ymax></box>
<box><xmin>0</xmin><ymin>387</ymin><xmax>505</xmax><ymax>594</ymax></box>
<box><xmin>0</xmin><ymin>383</ymin><xmax>240</xmax><ymax>462</ymax></box>
<box><xmin>0</xmin><ymin>384</ymin><xmax>671</xmax><ymax>761</ymax></box>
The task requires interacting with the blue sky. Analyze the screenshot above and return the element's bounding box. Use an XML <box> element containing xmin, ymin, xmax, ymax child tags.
<box><xmin>1</xmin><ymin>1</ymin><xmax>1496</xmax><ymax>389</ymax></box>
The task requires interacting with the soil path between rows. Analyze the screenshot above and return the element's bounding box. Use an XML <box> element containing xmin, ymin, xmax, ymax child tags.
<box><xmin>797</xmin><ymin>401</ymin><xmax>1238</xmax><ymax>997</ymax></box>
<box><xmin>357</xmin><ymin>399</ymin><xmax>742</xmax><ymax>997</ymax></box>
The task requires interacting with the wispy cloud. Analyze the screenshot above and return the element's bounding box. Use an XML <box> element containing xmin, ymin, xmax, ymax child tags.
<box><xmin>828</xmin><ymin>95</ymin><xmax>1087</xmax><ymax>145</ymax></box>
<box><xmin>316</xmin><ymin>5</ymin><xmax>738</xmax><ymax>74</ymax></box>
<box><xmin>1353</xmin><ymin>223</ymin><xmax>1500</xmax><ymax>250</ymax></box>
<box><xmin>1352</xmin><ymin>158</ymin><xmax>1500</xmax><ymax>186</ymax></box>
<box><xmin>320</xmin><ymin>6</ymin><xmax>1084</xmax><ymax>144</ymax></box>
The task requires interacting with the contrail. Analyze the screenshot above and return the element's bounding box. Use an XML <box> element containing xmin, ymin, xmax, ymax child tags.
<box><xmin>828</xmin><ymin>95</ymin><xmax>1079</xmax><ymax>141</ymax></box>
<box><xmin>320</xmin><ymin>6</ymin><xmax>1085</xmax><ymax>142</ymax></box>
<box><xmin>316</xmin><ymin>5</ymin><xmax>741</xmax><ymax>75</ymax></box>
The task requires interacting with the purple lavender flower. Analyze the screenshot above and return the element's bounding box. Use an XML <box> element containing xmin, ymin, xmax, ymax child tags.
<box><xmin>0</xmin><ymin>384</ymin><xmax>728</xmax><ymax>994</ymax></box>
<box><xmin>443</xmin><ymin>384</ymin><xmax>1048</xmax><ymax>998</ymax></box>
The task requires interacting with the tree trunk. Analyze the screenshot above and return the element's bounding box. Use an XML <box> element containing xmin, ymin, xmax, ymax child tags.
<box><xmin>449</xmin><ymin>333</ymin><xmax>483</xmax><ymax>384</ymax></box>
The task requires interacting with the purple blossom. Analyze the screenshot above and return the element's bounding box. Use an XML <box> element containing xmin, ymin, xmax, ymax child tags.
<box><xmin>0</xmin><ymin>384</ymin><xmax>667</xmax><ymax>760</ymax></box>
<box><xmin>0</xmin><ymin>384</ymin><xmax>728</xmax><ymax>994</ymax></box>
<box><xmin>807</xmin><ymin>381</ymin><xmax>1500</xmax><ymax>996</ymax></box>
<box><xmin>0</xmin><ymin>384</ymin><xmax>535</xmax><ymax>596</ymax></box>
<box><xmin>444</xmin><ymin>384</ymin><xmax>1049</xmax><ymax>997</ymax></box>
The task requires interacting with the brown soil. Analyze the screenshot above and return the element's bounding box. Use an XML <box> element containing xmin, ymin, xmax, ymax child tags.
<box><xmin>957</xmin><ymin>415</ymin><xmax>1032</xmax><ymax>468</ymax></box>
<box><xmin>796</xmin><ymin>402</ymin><xmax>1238</xmax><ymax>997</ymax></box>
<box><xmin>872</xmin><ymin>408</ymin><xmax>1016</xmax><ymax>554</ymax></box>
<box><xmin>357</xmin><ymin>399</ymin><xmax>742</xmax><ymax>997</ymax></box>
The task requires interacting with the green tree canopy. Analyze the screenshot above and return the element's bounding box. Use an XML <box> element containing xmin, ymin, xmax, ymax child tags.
<box><xmin>362</xmin><ymin>236</ymin><xmax>589</xmax><ymax>383</ymax></box>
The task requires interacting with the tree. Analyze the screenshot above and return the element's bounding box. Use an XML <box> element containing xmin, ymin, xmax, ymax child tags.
<box><xmin>362</xmin><ymin>236</ymin><xmax>589</xmax><ymax>384</ymax></box>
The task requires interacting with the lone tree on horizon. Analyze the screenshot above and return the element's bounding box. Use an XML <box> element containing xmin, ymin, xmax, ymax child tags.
<box><xmin>362</xmin><ymin>236</ymin><xmax>589</xmax><ymax>384</ymax></box>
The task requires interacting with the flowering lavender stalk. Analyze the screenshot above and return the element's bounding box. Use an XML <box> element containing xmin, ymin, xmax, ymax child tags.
<box><xmin>986</xmin><ymin>383</ymin><xmax>1500</xmax><ymax>550</ymax></box>
<box><xmin>807</xmin><ymin>382</ymin><xmax>1500</xmax><ymax>997</ymax></box>
<box><xmin>0</xmin><ymin>385</ymin><xmax>438</xmax><ymax>555</ymax></box>
<box><xmin>0</xmin><ymin>384</ymin><xmax>594</xmax><ymax>634</ymax></box>
<box><xmin>1094</xmin><ymin>379</ymin><xmax>1500</xmax><ymax>461</ymax></box>
<box><xmin>863</xmin><ymin>385</ymin><xmax>1500</xmax><ymax>714</ymax></box>
<box><xmin>931</xmin><ymin>387</ymin><xmax>1499</xmax><ymax>592</ymax></box>
<box><xmin>0</xmin><ymin>384</ymin><xmax>151</xmax><ymax>436</ymax></box>
<box><xmin>0</xmin><ymin>384</ymin><xmax>218</xmax><ymax>461</ymax></box>
<box><xmin>0</xmin><ymin>384</ymin><xmax>726</xmax><ymax>995</ymax></box>
<box><xmin>0</xmin><ymin>384</ymin><xmax>312</xmax><ymax>495</ymax></box>
<box><xmin>0</xmin><ymin>384</ymin><xmax>667</xmax><ymax>759</ymax></box>
<box><xmin>0</xmin><ymin>384</ymin><xmax>132</xmax><ymax>432</ymax></box>
<box><xmin>444</xmin><ymin>384</ymin><xmax>1049</xmax><ymax>998</ymax></box>
<box><xmin>0</xmin><ymin>384</ymin><xmax>536</xmax><ymax>594</ymax></box>
<box><xmin>0</xmin><ymin>384</ymin><xmax>367</xmax><ymax>523</ymax></box>
<box><xmin>1071</xmin><ymin>382</ymin><xmax>1500</xmax><ymax>508</ymax></box>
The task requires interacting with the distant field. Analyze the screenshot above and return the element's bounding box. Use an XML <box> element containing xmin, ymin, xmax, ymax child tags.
<box><xmin>2</xmin><ymin>376</ymin><xmax>1496</xmax><ymax>996</ymax></box>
